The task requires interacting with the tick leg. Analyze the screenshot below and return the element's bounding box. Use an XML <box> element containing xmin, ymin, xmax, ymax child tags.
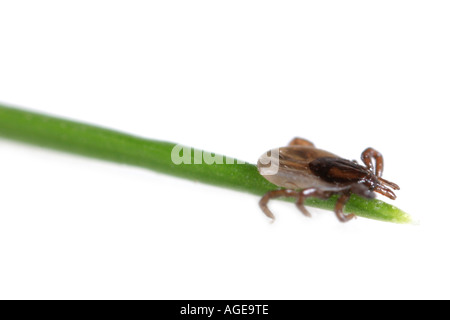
<box><xmin>288</xmin><ymin>137</ymin><xmax>315</xmax><ymax>147</ymax></box>
<box><xmin>295</xmin><ymin>188</ymin><xmax>333</xmax><ymax>218</ymax></box>
<box><xmin>259</xmin><ymin>189</ymin><xmax>300</xmax><ymax>220</ymax></box>
<box><xmin>374</xmin><ymin>183</ymin><xmax>397</xmax><ymax>200</ymax></box>
<box><xmin>334</xmin><ymin>193</ymin><xmax>355</xmax><ymax>222</ymax></box>
<box><xmin>378</xmin><ymin>177</ymin><xmax>400</xmax><ymax>191</ymax></box>
<box><xmin>361</xmin><ymin>147</ymin><xmax>384</xmax><ymax>177</ymax></box>
<box><xmin>260</xmin><ymin>187</ymin><xmax>357</xmax><ymax>222</ymax></box>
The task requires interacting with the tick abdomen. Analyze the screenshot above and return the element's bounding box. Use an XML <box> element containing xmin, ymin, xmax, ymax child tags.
<box><xmin>257</xmin><ymin>146</ymin><xmax>340</xmax><ymax>190</ymax></box>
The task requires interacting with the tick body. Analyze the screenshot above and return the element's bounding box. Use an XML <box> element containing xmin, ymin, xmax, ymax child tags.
<box><xmin>257</xmin><ymin>138</ymin><xmax>400</xmax><ymax>222</ymax></box>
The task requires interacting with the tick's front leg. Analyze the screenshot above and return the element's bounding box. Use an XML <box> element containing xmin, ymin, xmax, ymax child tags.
<box><xmin>361</xmin><ymin>147</ymin><xmax>384</xmax><ymax>177</ymax></box>
<box><xmin>259</xmin><ymin>189</ymin><xmax>300</xmax><ymax>220</ymax></box>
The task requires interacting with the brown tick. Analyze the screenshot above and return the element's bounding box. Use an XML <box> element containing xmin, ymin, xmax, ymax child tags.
<box><xmin>257</xmin><ymin>137</ymin><xmax>400</xmax><ymax>222</ymax></box>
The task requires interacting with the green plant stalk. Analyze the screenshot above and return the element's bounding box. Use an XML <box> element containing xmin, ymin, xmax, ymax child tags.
<box><xmin>0</xmin><ymin>103</ymin><xmax>411</xmax><ymax>224</ymax></box>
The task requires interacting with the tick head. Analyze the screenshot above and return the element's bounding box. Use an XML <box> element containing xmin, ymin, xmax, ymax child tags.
<box><xmin>373</xmin><ymin>176</ymin><xmax>400</xmax><ymax>200</ymax></box>
<box><xmin>361</xmin><ymin>172</ymin><xmax>400</xmax><ymax>200</ymax></box>
<box><xmin>358</xmin><ymin>171</ymin><xmax>398</xmax><ymax>200</ymax></box>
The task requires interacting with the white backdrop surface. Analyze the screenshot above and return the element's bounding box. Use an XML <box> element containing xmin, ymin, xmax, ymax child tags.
<box><xmin>0</xmin><ymin>1</ymin><xmax>448</xmax><ymax>299</ymax></box>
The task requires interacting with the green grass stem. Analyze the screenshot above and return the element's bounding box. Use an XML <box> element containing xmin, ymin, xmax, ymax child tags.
<box><xmin>0</xmin><ymin>103</ymin><xmax>412</xmax><ymax>224</ymax></box>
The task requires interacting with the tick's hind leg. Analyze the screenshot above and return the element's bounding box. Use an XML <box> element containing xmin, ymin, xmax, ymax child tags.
<box><xmin>288</xmin><ymin>137</ymin><xmax>315</xmax><ymax>147</ymax></box>
<box><xmin>259</xmin><ymin>189</ymin><xmax>300</xmax><ymax>220</ymax></box>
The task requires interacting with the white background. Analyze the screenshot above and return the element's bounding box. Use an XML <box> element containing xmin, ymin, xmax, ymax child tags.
<box><xmin>0</xmin><ymin>1</ymin><xmax>448</xmax><ymax>299</ymax></box>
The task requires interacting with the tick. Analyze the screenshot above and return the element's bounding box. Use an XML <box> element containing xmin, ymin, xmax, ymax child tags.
<box><xmin>257</xmin><ymin>137</ymin><xmax>400</xmax><ymax>222</ymax></box>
